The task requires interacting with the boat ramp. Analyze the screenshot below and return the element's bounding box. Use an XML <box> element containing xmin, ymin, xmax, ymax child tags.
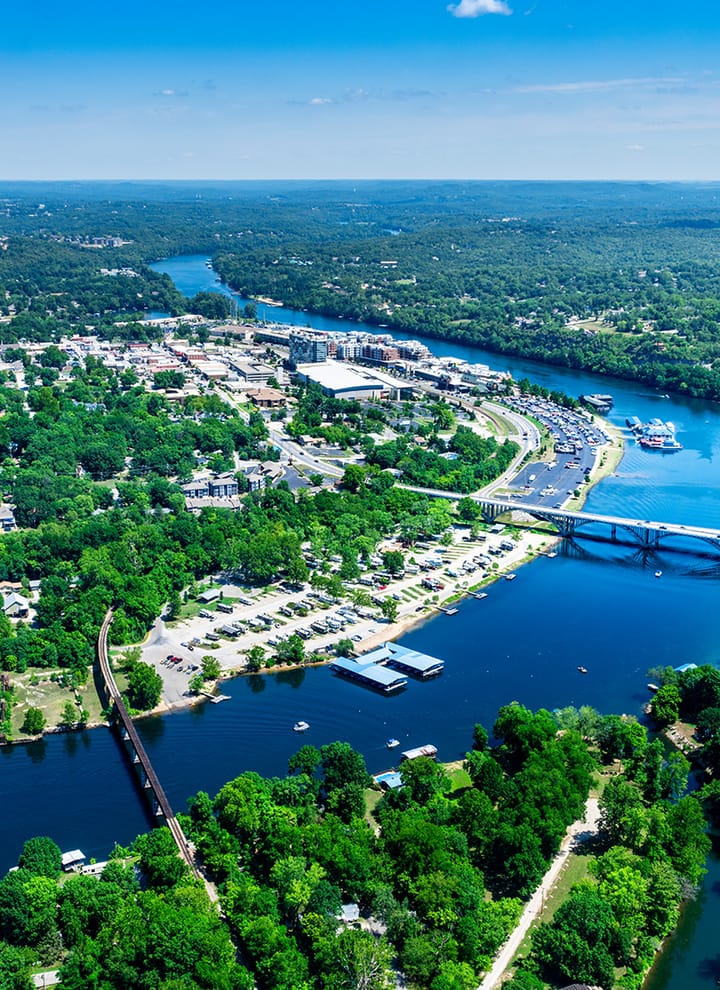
<box><xmin>330</xmin><ymin>642</ymin><xmax>445</xmax><ymax>692</ymax></box>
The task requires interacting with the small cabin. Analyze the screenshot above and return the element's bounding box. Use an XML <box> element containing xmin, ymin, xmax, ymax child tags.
<box><xmin>61</xmin><ymin>849</ymin><xmax>86</xmax><ymax>872</ymax></box>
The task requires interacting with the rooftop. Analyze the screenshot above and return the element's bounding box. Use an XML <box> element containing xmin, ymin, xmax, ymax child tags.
<box><xmin>296</xmin><ymin>361</ymin><xmax>395</xmax><ymax>393</ymax></box>
<box><xmin>330</xmin><ymin>656</ymin><xmax>407</xmax><ymax>692</ymax></box>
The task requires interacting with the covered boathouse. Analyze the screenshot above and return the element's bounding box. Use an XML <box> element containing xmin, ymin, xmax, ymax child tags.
<box><xmin>329</xmin><ymin>656</ymin><xmax>408</xmax><ymax>693</ymax></box>
<box><xmin>378</xmin><ymin>642</ymin><xmax>445</xmax><ymax>679</ymax></box>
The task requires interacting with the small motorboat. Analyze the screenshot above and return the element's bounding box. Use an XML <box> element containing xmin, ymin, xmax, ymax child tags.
<box><xmin>293</xmin><ymin>721</ymin><xmax>310</xmax><ymax>732</ymax></box>
<box><xmin>577</xmin><ymin>665</ymin><xmax>588</xmax><ymax>674</ymax></box>
<box><xmin>386</xmin><ymin>738</ymin><xmax>400</xmax><ymax>749</ymax></box>
<box><xmin>655</xmin><ymin>570</ymin><xmax>663</xmax><ymax>578</ymax></box>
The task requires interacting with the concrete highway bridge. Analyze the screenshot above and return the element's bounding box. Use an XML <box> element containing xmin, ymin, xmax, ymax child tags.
<box><xmin>472</xmin><ymin>496</ymin><xmax>720</xmax><ymax>556</ymax></box>
<box><xmin>96</xmin><ymin>610</ymin><xmax>204</xmax><ymax>883</ymax></box>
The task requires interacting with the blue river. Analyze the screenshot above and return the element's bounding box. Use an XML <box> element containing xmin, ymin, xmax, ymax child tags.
<box><xmin>3</xmin><ymin>254</ymin><xmax>720</xmax><ymax>988</ymax></box>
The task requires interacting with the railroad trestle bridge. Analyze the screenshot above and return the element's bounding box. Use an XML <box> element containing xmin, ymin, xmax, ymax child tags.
<box><xmin>96</xmin><ymin>610</ymin><xmax>203</xmax><ymax>882</ymax></box>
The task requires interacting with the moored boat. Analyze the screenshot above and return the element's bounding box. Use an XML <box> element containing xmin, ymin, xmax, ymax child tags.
<box><xmin>634</xmin><ymin>418</ymin><xmax>682</xmax><ymax>451</ymax></box>
<box><xmin>386</xmin><ymin>738</ymin><xmax>400</xmax><ymax>749</ymax></box>
<box><xmin>293</xmin><ymin>720</ymin><xmax>310</xmax><ymax>732</ymax></box>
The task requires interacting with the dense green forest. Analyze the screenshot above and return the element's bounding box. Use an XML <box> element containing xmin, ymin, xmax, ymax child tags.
<box><xmin>4</xmin><ymin>181</ymin><xmax>720</xmax><ymax>396</ymax></box>
<box><xmin>0</xmin><ymin>693</ymin><xmax>714</xmax><ymax>990</ymax></box>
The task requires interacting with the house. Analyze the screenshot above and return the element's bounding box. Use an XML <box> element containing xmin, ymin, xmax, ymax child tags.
<box><xmin>0</xmin><ymin>505</ymin><xmax>15</xmax><ymax>531</ymax></box>
<box><xmin>3</xmin><ymin>593</ymin><xmax>29</xmax><ymax>618</ymax></box>
<box><xmin>61</xmin><ymin>849</ymin><xmax>86</xmax><ymax>872</ymax></box>
<box><xmin>338</xmin><ymin>903</ymin><xmax>360</xmax><ymax>924</ymax></box>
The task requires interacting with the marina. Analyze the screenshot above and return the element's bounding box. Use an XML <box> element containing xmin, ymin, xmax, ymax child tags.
<box><xmin>0</xmin><ymin>251</ymin><xmax>714</xmax><ymax>990</ymax></box>
<box><xmin>330</xmin><ymin>643</ymin><xmax>445</xmax><ymax>690</ymax></box>
<box><xmin>627</xmin><ymin>416</ymin><xmax>683</xmax><ymax>451</ymax></box>
<box><xmin>329</xmin><ymin>656</ymin><xmax>408</xmax><ymax>693</ymax></box>
<box><xmin>580</xmin><ymin>393</ymin><xmax>614</xmax><ymax>413</ymax></box>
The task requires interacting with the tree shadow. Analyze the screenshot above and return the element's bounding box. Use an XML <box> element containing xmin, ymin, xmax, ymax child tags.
<box><xmin>697</xmin><ymin>955</ymin><xmax>720</xmax><ymax>982</ymax></box>
<box><xmin>246</xmin><ymin>673</ymin><xmax>266</xmax><ymax>694</ymax></box>
<box><xmin>26</xmin><ymin>737</ymin><xmax>48</xmax><ymax>764</ymax></box>
<box><xmin>275</xmin><ymin>666</ymin><xmax>307</xmax><ymax>690</ymax></box>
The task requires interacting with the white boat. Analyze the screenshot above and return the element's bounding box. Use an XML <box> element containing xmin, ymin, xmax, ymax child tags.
<box><xmin>293</xmin><ymin>720</ymin><xmax>310</xmax><ymax>732</ymax></box>
<box><xmin>386</xmin><ymin>738</ymin><xmax>400</xmax><ymax>749</ymax></box>
<box><xmin>655</xmin><ymin>570</ymin><xmax>663</xmax><ymax>578</ymax></box>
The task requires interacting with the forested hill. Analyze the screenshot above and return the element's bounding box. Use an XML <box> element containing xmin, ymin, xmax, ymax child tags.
<box><xmin>4</xmin><ymin>181</ymin><xmax>720</xmax><ymax>397</ymax></box>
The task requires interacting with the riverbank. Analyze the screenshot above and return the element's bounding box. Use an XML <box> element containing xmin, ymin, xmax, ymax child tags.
<box><xmin>2</xmin><ymin>408</ymin><xmax>621</xmax><ymax>742</ymax></box>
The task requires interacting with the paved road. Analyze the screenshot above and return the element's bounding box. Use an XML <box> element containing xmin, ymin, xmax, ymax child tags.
<box><xmin>478</xmin><ymin>796</ymin><xmax>601</xmax><ymax>990</ymax></box>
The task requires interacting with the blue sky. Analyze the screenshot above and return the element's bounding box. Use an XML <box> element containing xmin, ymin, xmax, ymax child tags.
<box><xmin>1</xmin><ymin>0</ymin><xmax>719</xmax><ymax>180</ymax></box>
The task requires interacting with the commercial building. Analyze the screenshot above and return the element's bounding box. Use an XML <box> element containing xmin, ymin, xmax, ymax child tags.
<box><xmin>245</xmin><ymin>387</ymin><xmax>286</xmax><ymax>408</ymax></box>
<box><xmin>295</xmin><ymin>361</ymin><xmax>404</xmax><ymax>400</ymax></box>
<box><xmin>289</xmin><ymin>332</ymin><xmax>329</xmax><ymax>367</ymax></box>
<box><xmin>230</xmin><ymin>360</ymin><xmax>275</xmax><ymax>385</ymax></box>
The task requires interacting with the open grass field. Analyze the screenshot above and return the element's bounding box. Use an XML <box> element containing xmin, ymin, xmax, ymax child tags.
<box><xmin>10</xmin><ymin>667</ymin><xmax>105</xmax><ymax>737</ymax></box>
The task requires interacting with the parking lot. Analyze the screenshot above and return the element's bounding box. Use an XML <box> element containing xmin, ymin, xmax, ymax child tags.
<box><xmin>135</xmin><ymin>526</ymin><xmax>549</xmax><ymax>708</ymax></box>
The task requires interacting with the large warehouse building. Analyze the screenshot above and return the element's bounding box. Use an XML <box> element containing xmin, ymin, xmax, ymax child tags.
<box><xmin>295</xmin><ymin>360</ymin><xmax>406</xmax><ymax>400</ymax></box>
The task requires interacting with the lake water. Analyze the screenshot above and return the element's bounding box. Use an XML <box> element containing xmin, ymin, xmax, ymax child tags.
<box><xmin>2</xmin><ymin>254</ymin><xmax>719</xmax><ymax>988</ymax></box>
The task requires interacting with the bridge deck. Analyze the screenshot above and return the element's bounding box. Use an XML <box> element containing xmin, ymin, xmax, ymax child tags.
<box><xmin>97</xmin><ymin>611</ymin><xmax>199</xmax><ymax>877</ymax></box>
<box><xmin>477</xmin><ymin>498</ymin><xmax>720</xmax><ymax>541</ymax></box>
<box><xmin>400</xmin><ymin>484</ymin><xmax>720</xmax><ymax>553</ymax></box>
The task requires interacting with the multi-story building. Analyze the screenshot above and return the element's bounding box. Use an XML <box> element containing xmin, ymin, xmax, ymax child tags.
<box><xmin>289</xmin><ymin>332</ymin><xmax>329</xmax><ymax>367</ymax></box>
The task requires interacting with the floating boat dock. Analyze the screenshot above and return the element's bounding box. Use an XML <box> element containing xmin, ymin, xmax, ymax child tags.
<box><xmin>401</xmin><ymin>743</ymin><xmax>438</xmax><ymax>761</ymax></box>
<box><xmin>329</xmin><ymin>642</ymin><xmax>445</xmax><ymax>691</ymax></box>
<box><xmin>380</xmin><ymin>642</ymin><xmax>445</xmax><ymax>679</ymax></box>
<box><xmin>581</xmin><ymin>393</ymin><xmax>614</xmax><ymax>413</ymax></box>
<box><xmin>434</xmin><ymin>605</ymin><xmax>459</xmax><ymax>615</ymax></box>
<box><xmin>329</xmin><ymin>656</ymin><xmax>408</xmax><ymax>693</ymax></box>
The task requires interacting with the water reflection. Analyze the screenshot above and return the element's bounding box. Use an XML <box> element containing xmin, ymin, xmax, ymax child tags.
<box><xmin>246</xmin><ymin>673</ymin><xmax>266</xmax><ymax>694</ymax></box>
<box><xmin>138</xmin><ymin>716</ymin><xmax>166</xmax><ymax>745</ymax></box>
<box><xmin>26</xmin><ymin>738</ymin><xmax>47</xmax><ymax>764</ymax></box>
<box><xmin>275</xmin><ymin>666</ymin><xmax>307</xmax><ymax>690</ymax></box>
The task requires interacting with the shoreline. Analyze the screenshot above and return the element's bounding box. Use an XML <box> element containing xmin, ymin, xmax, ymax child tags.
<box><xmin>151</xmin><ymin>411</ymin><xmax>622</xmax><ymax>700</ymax></box>
<box><xmin>4</xmin><ymin>413</ymin><xmax>623</xmax><ymax>743</ymax></box>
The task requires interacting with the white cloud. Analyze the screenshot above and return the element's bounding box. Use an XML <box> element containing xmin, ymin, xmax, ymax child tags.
<box><xmin>626</xmin><ymin>144</ymin><xmax>644</xmax><ymax>152</ymax></box>
<box><xmin>308</xmin><ymin>97</ymin><xmax>333</xmax><ymax>105</ymax></box>
<box><xmin>160</xmin><ymin>89</ymin><xmax>176</xmax><ymax>97</ymax></box>
<box><xmin>514</xmin><ymin>76</ymin><xmax>683</xmax><ymax>94</ymax></box>
<box><xmin>448</xmin><ymin>0</ymin><xmax>512</xmax><ymax>18</ymax></box>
